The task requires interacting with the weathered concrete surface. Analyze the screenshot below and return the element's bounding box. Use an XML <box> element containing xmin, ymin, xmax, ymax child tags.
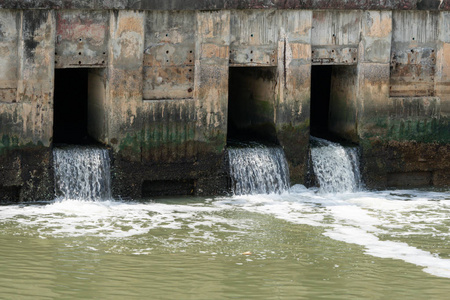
<box><xmin>143</xmin><ymin>11</ymin><xmax>195</xmax><ymax>100</ymax></box>
<box><xmin>363</xmin><ymin>140</ymin><xmax>450</xmax><ymax>188</ymax></box>
<box><xmin>274</xmin><ymin>10</ymin><xmax>312</xmax><ymax>184</ymax></box>
<box><xmin>329</xmin><ymin>65</ymin><xmax>359</xmax><ymax>142</ymax></box>
<box><xmin>356</xmin><ymin>10</ymin><xmax>450</xmax><ymax>188</ymax></box>
<box><xmin>0</xmin><ymin>10</ymin><xmax>55</xmax><ymax>201</ymax></box>
<box><xmin>0</xmin><ymin>0</ymin><xmax>444</xmax><ymax>10</ymax></box>
<box><xmin>2</xmin><ymin>8</ymin><xmax>450</xmax><ymax>201</ymax></box>
<box><xmin>229</xmin><ymin>10</ymin><xmax>278</xmax><ymax>66</ymax></box>
<box><xmin>55</xmin><ymin>10</ymin><xmax>109</xmax><ymax>68</ymax></box>
<box><xmin>390</xmin><ymin>11</ymin><xmax>438</xmax><ymax>97</ymax></box>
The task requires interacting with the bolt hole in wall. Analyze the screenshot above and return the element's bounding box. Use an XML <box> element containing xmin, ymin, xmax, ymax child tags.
<box><xmin>310</xmin><ymin>65</ymin><xmax>358</xmax><ymax>144</ymax></box>
<box><xmin>227</xmin><ymin>67</ymin><xmax>278</xmax><ymax>145</ymax></box>
<box><xmin>53</xmin><ymin>68</ymin><xmax>106</xmax><ymax>145</ymax></box>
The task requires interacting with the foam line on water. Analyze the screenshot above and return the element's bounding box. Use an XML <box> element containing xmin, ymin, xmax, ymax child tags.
<box><xmin>214</xmin><ymin>186</ymin><xmax>450</xmax><ymax>278</ymax></box>
<box><xmin>1</xmin><ymin>186</ymin><xmax>450</xmax><ymax>278</ymax></box>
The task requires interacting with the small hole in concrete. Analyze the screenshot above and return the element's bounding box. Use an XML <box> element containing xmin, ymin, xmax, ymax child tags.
<box><xmin>353</xmin><ymin>57</ymin><xmax>356</xmax><ymax>61</ymax></box>
<box><xmin>78</xmin><ymin>61</ymin><xmax>81</xmax><ymax>64</ymax></box>
<box><xmin>411</xmin><ymin>49</ymin><xmax>414</xmax><ymax>53</ymax></box>
<box><xmin>55</xmin><ymin>52</ymin><xmax>57</xmax><ymax>55</ymax></box>
<box><xmin>251</xmin><ymin>34</ymin><xmax>254</xmax><ymax>37</ymax></box>
<box><xmin>79</xmin><ymin>38</ymin><xmax>82</xmax><ymax>42</ymax></box>
<box><xmin>102</xmin><ymin>61</ymin><xmax>105</xmax><ymax>64</ymax></box>
<box><xmin>332</xmin><ymin>50</ymin><xmax>335</xmax><ymax>53</ymax></box>
<box><xmin>103</xmin><ymin>52</ymin><xmax>106</xmax><ymax>55</ymax></box>
<box><xmin>432</xmin><ymin>49</ymin><xmax>435</xmax><ymax>53</ymax></box>
<box><xmin>79</xmin><ymin>52</ymin><xmax>81</xmax><ymax>55</ymax></box>
<box><xmin>189</xmin><ymin>69</ymin><xmax>192</xmax><ymax>72</ymax></box>
<box><xmin>190</xmin><ymin>50</ymin><xmax>193</xmax><ymax>53</ymax></box>
<box><xmin>250</xmin><ymin>51</ymin><xmax>253</xmax><ymax>54</ymax></box>
<box><xmin>166</xmin><ymin>34</ymin><xmax>169</xmax><ymax>37</ymax></box>
<box><xmin>189</xmin><ymin>60</ymin><xmax>192</xmax><ymax>63</ymax></box>
<box><xmin>166</xmin><ymin>60</ymin><xmax>169</xmax><ymax>63</ymax></box>
<box><xmin>332</xmin><ymin>34</ymin><xmax>336</xmax><ymax>37</ymax></box>
<box><xmin>166</xmin><ymin>51</ymin><xmax>169</xmax><ymax>54</ymax></box>
<box><xmin>412</xmin><ymin>37</ymin><xmax>415</xmax><ymax>40</ymax></box>
<box><xmin>250</xmin><ymin>59</ymin><xmax>253</xmax><ymax>62</ymax></box>
<box><xmin>188</xmin><ymin>88</ymin><xmax>193</xmax><ymax>93</ymax></box>
<box><xmin>55</xmin><ymin>61</ymin><xmax>57</xmax><ymax>64</ymax></box>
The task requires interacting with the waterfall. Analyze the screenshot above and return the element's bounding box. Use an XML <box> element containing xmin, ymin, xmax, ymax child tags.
<box><xmin>228</xmin><ymin>143</ymin><xmax>290</xmax><ymax>195</ymax></box>
<box><xmin>310</xmin><ymin>137</ymin><xmax>362</xmax><ymax>193</ymax></box>
<box><xmin>53</xmin><ymin>146</ymin><xmax>111</xmax><ymax>200</ymax></box>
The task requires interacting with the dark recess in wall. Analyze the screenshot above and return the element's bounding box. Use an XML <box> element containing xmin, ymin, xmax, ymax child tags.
<box><xmin>53</xmin><ymin>68</ymin><xmax>89</xmax><ymax>144</ymax></box>
<box><xmin>227</xmin><ymin>67</ymin><xmax>278</xmax><ymax>145</ymax></box>
<box><xmin>310</xmin><ymin>65</ymin><xmax>332</xmax><ymax>139</ymax></box>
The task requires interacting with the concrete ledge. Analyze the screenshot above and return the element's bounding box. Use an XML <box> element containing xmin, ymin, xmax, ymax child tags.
<box><xmin>0</xmin><ymin>0</ymin><xmax>446</xmax><ymax>11</ymax></box>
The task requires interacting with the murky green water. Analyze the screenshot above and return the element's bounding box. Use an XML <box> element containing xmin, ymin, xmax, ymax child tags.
<box><xmin>1</xmin><ymin>187</ymin><xmax>450</xmax><ymax>299</ymax></box>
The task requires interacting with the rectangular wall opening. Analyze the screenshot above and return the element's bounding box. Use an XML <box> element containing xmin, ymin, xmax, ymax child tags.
<box><xmin>310</xmin><ymin>65</ymin><xmax>358</xmax><ymax>143</ymax></box>
<box><xmin>53</xmin><ymin>68</ymin><xmax>106</xmax><ymax>145</ymax></box>
<box><xmin>227</xmin><ymin>67</ymin><xmax>278</xmax><ymax>145</ymax></box>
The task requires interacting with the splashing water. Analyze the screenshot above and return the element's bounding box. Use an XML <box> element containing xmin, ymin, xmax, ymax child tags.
<box><xmin>310</xmin><ymin>137</ymin><xmax>362</xmax><ymax>193</ymax></box>
<box><xmin>228</xmin><ymin>143</ymin><xmax>290</xmax><ymax>195</ymax></box>
<box><xmin>53</xmin><ymin>146</ymin><xmax>111</xmax><ymax>200</ymax></box>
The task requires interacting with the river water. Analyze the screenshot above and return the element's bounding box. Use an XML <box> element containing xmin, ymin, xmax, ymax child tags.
<box><xmin>1</xmin><ymin>143</ymin><xmax>450</xmax><ymax>298</ymax></box>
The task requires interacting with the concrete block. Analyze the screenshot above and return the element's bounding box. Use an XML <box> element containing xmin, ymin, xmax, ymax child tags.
<box><xmin>312</xmin><ymin>11</ymin><xmax>362</xmax><ymax>46</ymax></box>
<box><xmin>55</xmin><ymin>10</ymin><xmax>109</xmax><ymax>68</ymax></box>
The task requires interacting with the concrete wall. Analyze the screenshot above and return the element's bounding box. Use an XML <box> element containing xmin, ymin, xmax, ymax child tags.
<box><xmin>329</xmin><ymin>65</ymin><xmax>359</xmax><ymax>142</ymax></box>
<box><xmin>1</xmin><ymin>5</ymin><xmax>450</xmax><ymax>201</ymax></box>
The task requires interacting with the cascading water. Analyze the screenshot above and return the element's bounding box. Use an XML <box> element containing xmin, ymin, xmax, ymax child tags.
<box><xmin>310</xmin><ymin>137</ymin><xmax>362</xmax><ymax>193</ymax></box>
<box><xmin>53</xmin><ymin>146</ymin><xmax>111</xmax><ymax>200</ymax></box>
<box><xmin>228</xmin><ymin>143</ymin><xmax>290</xmax><ymax>195</ymax></box>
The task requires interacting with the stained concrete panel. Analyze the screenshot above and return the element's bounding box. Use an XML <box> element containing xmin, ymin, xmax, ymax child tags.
<box><xmin>143</xmin><ymin>11</ymin><xmax>196</xmax><ymax>100</ymax></box>
<box><xmin>0</xmin><ymin>10</ymin><xmax>19</xmax><ymax>103</ymax></box>
<box><xmin>312</xmin><ymin>11</ymin><xmax>362</xmax><ymax>46</ymax></box>
<box><xmin>391</xmin><ymin>11</ymin><xmax>439</xmax><ymax>97</ymax></box>
<box><xmin>230</xmin><ymin>10</ymin><xmax>278</xmax><ymax>66</ymax></box>
<box><xmin>55</xmin><ymin>11</ymin><xmax>109</xmax><ymax>68</ymax></box>
<box><xmin>360</xmin><ymin>11</ymin><xmax>392</xmax><ymax>63</ymax></box>
<box><xmin>311</xmin><ymin>11</ymin><xmax>361</xmax><ymax>65</ymax></box>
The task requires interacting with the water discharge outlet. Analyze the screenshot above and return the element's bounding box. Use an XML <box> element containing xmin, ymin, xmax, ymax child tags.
<box><xmin>228</xmin><ymin>142</ymin><xmax>290</xmax><ymax>195</ymax></box>
<box><xmin>310</xmin><ymin>137</ymin><xmax>362</xmax><ymax>193</ymax></box>
<box><xmin>53</xmin><ymin>146</ymin><xmax>111</xmax><ymax>201</ymax></box>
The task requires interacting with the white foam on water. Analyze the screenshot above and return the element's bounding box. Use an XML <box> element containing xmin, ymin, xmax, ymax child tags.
<box><xmin>0</xmin><ymin>200</ymin><xmax>240</xmax><ymax>242</ymax></box>
<box><xmin>1</xmin><ymin>184</ymin><xmax>450</xmax><ymax>278</ymax></box>
<box><xmin>213</xmin><ymin>186</ymin><xmax>450</xmax><ymax>278</ymax></box>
